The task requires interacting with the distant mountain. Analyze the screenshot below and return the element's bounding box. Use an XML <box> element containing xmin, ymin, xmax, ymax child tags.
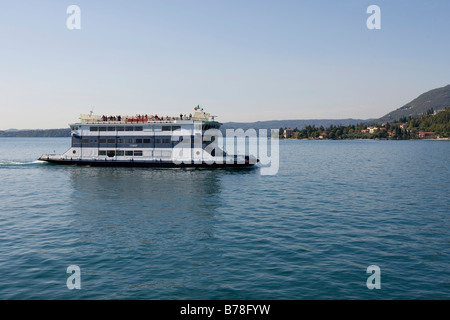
<box><xmin>378</xmin><ymin>84</ymin><xmax>450</xmax><ymax>123</ymax></box>
<box><xmin>1</xmin><ymin>120</ymin><xmax>372</xmax><ymax>137</ymax></box>
<box><xmin>221</xmin><ymin>118</ymin><xmax>370</xmax><ymax>133</ymax></box>
<box><xmin>10</xmin><ymin>85</ymin><xmax>450</xmax><ymax>137</ymax></box>
<box><xmin>0</xmin><ymin>128</ymin><xmax>71</xmax><ymax>137</ymax></box>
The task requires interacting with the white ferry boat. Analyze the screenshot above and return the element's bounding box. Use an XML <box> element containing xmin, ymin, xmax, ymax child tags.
<box><xmin>38</xmin><ymin>109</ymin><xmax>258</xmax><ymax>168</ymax></box>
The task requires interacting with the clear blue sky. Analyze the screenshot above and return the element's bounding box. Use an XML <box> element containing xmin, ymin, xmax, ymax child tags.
<box><xmin>1</xmin><ymin>0</ymin><xmax>449</xmax><ymax>129</ymax></box>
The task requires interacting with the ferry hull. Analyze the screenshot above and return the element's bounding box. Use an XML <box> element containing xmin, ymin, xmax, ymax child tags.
<box><xmin>38</xmin><ymin>157</ymin><xmax>258</xmax><ymax>168</ymax></box>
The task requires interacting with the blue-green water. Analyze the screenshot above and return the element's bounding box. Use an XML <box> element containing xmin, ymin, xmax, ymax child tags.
<box><xmin>0</xmin><ymin>138</ymin><xmax>449</xmax><ymax>299</ymax></box>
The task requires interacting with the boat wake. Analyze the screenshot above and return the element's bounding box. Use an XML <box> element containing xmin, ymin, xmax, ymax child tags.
<box><xmin>0</xmin><ymin>160</ymin><xmax>45</xmax><ymax>166</ymax></box>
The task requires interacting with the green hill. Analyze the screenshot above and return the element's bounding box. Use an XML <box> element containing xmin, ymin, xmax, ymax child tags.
<box><xmin>378</xmin><ymin>84</ymin><xmax>450</xmax><ymax>122</ymax></box>
<box><xmin>413</xmin><ymin>107</ymin><xmax>450</xmax><ymax>137</ymax></box>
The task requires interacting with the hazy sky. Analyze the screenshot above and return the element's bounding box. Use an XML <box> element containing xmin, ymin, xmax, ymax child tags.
<box><xmin>1</xmin><ymin>0</ymin><xmax>449</xmax><ymax>129</ymax></box>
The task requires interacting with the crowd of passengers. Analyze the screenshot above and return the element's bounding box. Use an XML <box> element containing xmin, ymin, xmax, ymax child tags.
<box><xmin>100</xmin><ymin>113</ymin><xmax>193</xmax><ymax>122</ymax></box>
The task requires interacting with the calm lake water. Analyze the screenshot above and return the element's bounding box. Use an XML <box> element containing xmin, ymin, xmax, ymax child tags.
<box><xmin>0</xmin><ymin>138</ymin><xmax>449</xmax><ymax>299</ymax></box>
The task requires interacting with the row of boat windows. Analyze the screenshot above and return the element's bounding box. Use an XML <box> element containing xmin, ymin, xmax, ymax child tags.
<box><xmin>87</xmin><ymin>126</ymin><xmax>181</xmax><ymax>132</ymax></box>
<box><xmin>98</xmin><ymin>150</ymin><xmax>143</xmax><ymax>157</ymax></box>
<box><xmin>77</xmin><ymin>138</ymin><xmax>174</xmax><ymax>144</ymax></box>
<box><xmin>95</xmin><ymin>149</ymin><xmax>216</xmax><ymax>158</ymax></box>
<box><xmin>96</xmin><ymin>150</ymin><xmax>174</xmax><ymax>157</ymax></box>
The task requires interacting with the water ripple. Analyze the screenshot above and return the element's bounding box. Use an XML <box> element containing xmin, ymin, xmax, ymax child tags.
<box><xmin>0</xmin><ymin>138</ymin><xmax>448</xmax><ymax>299</ymax></box>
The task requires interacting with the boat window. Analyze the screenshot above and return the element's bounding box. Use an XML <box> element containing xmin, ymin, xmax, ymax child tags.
<box><xmin>125</xmin><ymin>138</ymin><xmax>133</xmax><ymax>144</ymax></box>
<box><xmin>116</xmin><ymin>150</ymin><xmax>124</xmax><ymax>156</ymax></box>
<box><xmin>107</xmin><ymin>150</ymin><xmax>115</xmax><ymax>157</ymax></box>
<box><xmin>98</xmin><ymin>150</ymin><xmax>106</xmax><ymax>156</ymax></box>
<box><xmin>155</xmin><ymin>138</ymin><xmax>161</xmax><ymax>144</ymax></box>
<box><xmin>172</xmin><ymin>126</ymin><xmax>181</xmax><ymax>131</ymax></box>
<box><xmin>135</xmin><ymin>126</ymin><xmax>143</xmax><ymax>131</ymax></box>
<box><xmin>134</xmin><ymin>151</ymin><xmax>143</xmax><ymax>156</ymax></box>
<box><xmin>143</xmin><ymin>139</ymin><xmax>151</xmax><ymax>144</ymax></box>
<box><xmin>162</xmin><ymin>138</ymin><xmax>171</xmax><ymax>144</ymax></box>
<box><xmin>202</xmin><ymin>124</ymin><xmax>219</xmax><ymax>130</ymax></box>
<box><xmin>116</xmin><ymin>127</ymin><xmax>124</xmax><ymax>131</ymax></box>
<box><xmin>162</xmin><ymin>126</ymin><xmax>171</xmax><ymax>131</ymax></box>
<box><xmin>107</xmin><ymin>127</ymin><xmax>115</xmax><ymax>131</ymax></box>
<box><xmin>90</xmin><ymin>127</ymin><xmax>98</xmax><ymax>132</ymax></box>
<box><xmin>135</xmin><ymin>139</ymin><xmax>143</xmax><ymax>144</ymax></box>
<box><xmin>81</xmin><ymin>139</ymin><xmax>89</xmax><ymax>144</ymax></box>
<box><xmin>117</xmin><ymin>138</ymin><xmax>123</xmax><ymax>143</ymax></box>
<box><xmin>125</xmin><ymin>151</ymin><xmax>133</xmax><ymax>156</ymax></box>
<box><xmin>99</xmin><ymin>139</ymin><xmax>106</xmax><ymax>144</ymax></box>
<box><xmin>99</xmin><ymin>127</ymin><xmax>107</xmax><ymax>131</ymax></box>
<box><xmin>125</xmin><ymin>126</ymin><xmax>134</xmax><ymax>131</ymax></box>
<box><xmin>107</xmin><ymin>139</ymin><xmax>115</xmax><ymax>144</ymax></box>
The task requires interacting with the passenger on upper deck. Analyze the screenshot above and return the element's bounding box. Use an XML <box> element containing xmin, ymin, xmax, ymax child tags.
<box><xmin>92</xmin><ymin>111</ymin><xmax>202</xmax><ymax>123</ymax></box>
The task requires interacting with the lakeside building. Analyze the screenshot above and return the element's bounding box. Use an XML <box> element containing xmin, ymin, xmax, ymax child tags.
<box><xmin>418</xmin><ymin>131</ymin><xmax>434</xmax><ymax>138</ymax></box>
<box><xmin>284</xmin><ymin>128</ymin><xmax>294</xmax><ymax>138</ymax></box>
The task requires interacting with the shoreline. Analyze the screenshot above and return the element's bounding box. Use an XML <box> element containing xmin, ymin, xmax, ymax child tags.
<box><xmin>1</xmin><ymin>136</ymin><xmax>449</xmax><ymax>141</ymax></box>
<box><xmin>280</xmin><ymin>137</ymin><xmax>450</xmax><ymax>141</ymax></box>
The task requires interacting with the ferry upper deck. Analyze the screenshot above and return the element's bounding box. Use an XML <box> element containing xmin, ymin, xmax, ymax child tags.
<box><xmin>77</xmin><ymin>111</ymin><xmax>218</xmax><ymax>126</ymax></box>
